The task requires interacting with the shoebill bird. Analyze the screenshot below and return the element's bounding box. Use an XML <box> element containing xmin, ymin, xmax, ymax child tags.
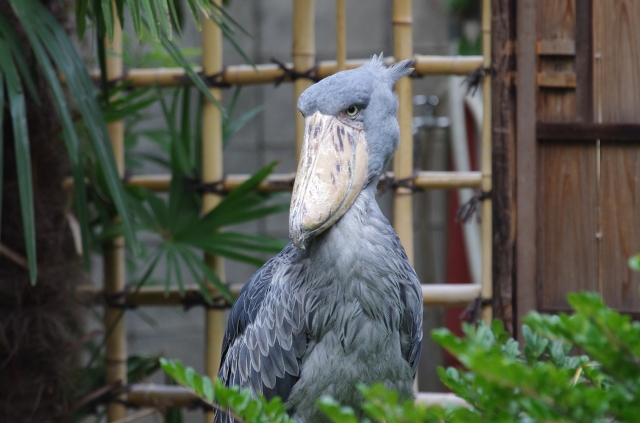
<box><xmin>216</xmin><ymin>56</ymin><xmax>423</xmax><ymax>423</ymax></box>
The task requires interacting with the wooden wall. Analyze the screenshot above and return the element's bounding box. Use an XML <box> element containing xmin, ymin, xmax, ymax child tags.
<box><xmin>507</xmin><ymin>0</ymin><xmax>640</xmax><ymax>330</ymax></box>
<box><xmin>595</xmin><ymin>0</ymin><xmax>640</xmax><ymax>312</ymax></box>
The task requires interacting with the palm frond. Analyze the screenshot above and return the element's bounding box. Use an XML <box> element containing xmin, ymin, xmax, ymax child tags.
<box><xmin>0</xmin><ymin>37</ymin><xmax>36</xmax><ymax>283</ymax></box>
<box><xmin>0</xmin><ymin>0</ymin><xmax>142</xmax><ymax>284</ymax></box>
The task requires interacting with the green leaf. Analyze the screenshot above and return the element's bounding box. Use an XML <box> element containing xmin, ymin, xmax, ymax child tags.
<box><xmin>75</xmin><ymin>0</ymin><xmax>89</xmax><ymax>39</ymax></box>
<box><xmin>156</xmin><ymin>0</ymin><xmax>173</xmax><ymax>41</ymax></box>
<box><xmin>125</xmin><ymin>0</ymin><xmax>143</xmax><ymax>37</ymax></box>
<box><xmin>207</xmin><ymin>12</ymin><xmax>253</xmax><ymax>68</ymax></box>
<box><xmin>223</xmin><ymin>105</ymin><xmax>264</xmax><ymax>148</ymax></box>
<box><xmin>317</xmin><ymin>396</ymin><xmax>358</xmax><ymax>423</ymax></box>
<box><xmin>202</xmin><ymin>375</ymin><xmax>214</xmax><ymax>403</ymax></box>
<box><xmin>155</xmin><ymin>24</ymin><xmax>223</xmax><ymax>112</ymax></box>
<box><xmin>22</xmin><ymin>15</ymin><xmax>92</xmax><ymax>270</ymax></box>
<box><xmin>0</xmin><ymin>72</ymin><xmax>4</xmax><ymax>242</ymax></box>
<box><xmin>629</xmin><ymin>254</ymin><xmax>640</xmax><ymax>272</ymax></box>
<box><xmin>139</xmin><ymin>0</ymin><xmax>159</xmax><ymax>41</ymax></box>
<box><xmin>0</xmin><ymin>37</ymin><xmax>37</xmax><ymax>284</ymax></box>
<box><xmin>0</xmin><ymin>17</ymin><xmax>38</xmax><ymax>104</ymax></box>
<box><xmin>177</xmin><ymin>245</ymin><xmax>233</xmax><ymax>304</ymax></box>
<box><xmin>101</xmin><ymin>0</ymin><xmax>115</xmax><ymax>44</ymax></box>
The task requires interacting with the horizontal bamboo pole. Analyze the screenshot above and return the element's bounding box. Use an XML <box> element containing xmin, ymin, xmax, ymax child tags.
<box><xmin>415</xmin><ymin>393</ymin><xmax>470</xmax><ymax>408</ymax></box>
<box><xmin>63</xmin><ymin>171</ymin><xmax>482</xmax><ymax>193</ymax></box>
<box><xmin>128</xmin><ymin>384</ymin><xmax>200</xmax><ymax>408</ymax></box>
<box><xmin>77</xmin><ymin>283</ymin><xmax>481</xmax><ymax>308</ymax></box>
<box><xmin>85</xmin><ymin>55</ymin><xmax>483</xmax><ymax>87</ymax></box>
<box><xmin>420</xmin><ymin>283</ymin><xmax>481</xmax><ymax>307</ymax></box>
<box><xmin>126</xmin><ymin>384</ymin><xmax>469</xmax><ymax>408</ymax></box>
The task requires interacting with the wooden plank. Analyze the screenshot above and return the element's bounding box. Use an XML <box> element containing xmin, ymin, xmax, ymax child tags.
<box><xmin>537</xmin><ymin>123</ymin><xmax>640</xmax><ymax>141</ymax></box>
<box><xmin>516</xmin><ymin>0</ymin><xmax>538</xmax><ymax>336</ymax></box>
<box><xmin>538</xmin><ymin>143</ymin><xmax>598</xmax><ymax>310</ymax></box>
<box><xmin>600</xmin><ymin>144</ymin><xmax>640</xmax><ymax>310</ymax></box>
<box><xmin>575</xmin><ymin>0</ymin><xmax>593</xmax><ymax>122</ymax></box>
<box><xmin>491</xmin><ymin>0</ymin><xmax>517</xmax><ymax>334</ymax></box>
<box><xmin>594</xmin><ymin>2</ymin><xmax>640</xmax><ymax>313</ymax></box>
<box><xmin>596</xmin><ymin>0</ymin><xmax>640</xmax><ymax>123</ymax></box>
<box><xmin>537</xmin><ymin>0</ymin><xmax>576</xmax><ymax>122</ymax></box>
<box><xmin>537</xmin><ymin>71</ymin><xmax>576</xmax><ymax>88</ymax></box>
<box><xmin>537</xmin><ymin>39</ymin><xmax>576</xmax><ymax>55</ymax></box>
<box><xmin>540</xmin><ymin>0</ymin><xmax>576</xmax><ymax>39</ymax></box>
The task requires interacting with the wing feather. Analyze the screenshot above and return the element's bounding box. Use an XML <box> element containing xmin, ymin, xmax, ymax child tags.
<box><xmin>215</xmin><ymin>244</ymin><xmax>308</xmax><ymax>423</ymax></box>
<box><xmin>399</xmin><ymin>272</ymin><xmax>423</xmax><ymax>377</ymax></box>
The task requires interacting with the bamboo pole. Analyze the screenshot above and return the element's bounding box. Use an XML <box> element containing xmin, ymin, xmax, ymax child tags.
<box><xmin>480</xmin><ymin>0</ymin><xmax>493</xmax><ymax>323</ymax></box>
<box><xmin>103</xmin><ymin>5</ymin><xmax>127</xmax><ymax>422</ymax></box>
<box><xmin>128</xmin><ymin>384</ymin><xmax>200</xmax><ymax>408</ymax></box>
<box><xmin>64</xmin><ymin>171</ymin><xmax>482</xmax><ymax>193</ymax></box>
<box><xmin>126</xmin><ymin>383</ymin><xmax>468</xmax><ymax>408</ymax></box>
<box><xmin>336</xmin><ymin>0</ymin><xmax>346</xmax><ymax>72</ymax></box>
<box><xmin>293</xmin><ymin>0</ymin><xmax>315</xmax><ymax>159</ymax></box>
<box><xmin>85</xmin><ymin>56</ymin><xmax>483</xmax><ymax>87</ymax></box>
<box><xmin>77</xmin><ymin>283</ymin><xmax>481</xmax><ymax>308</ymax></box>
<box><xmin>392</xmin><ymin>0</ymin><xmax>414</xmax><ymax>264</ymax></box>
<box><xmin>202</xmin><ymin>5</ymin><xmax>225</xmax><ymax>423</ymax></box>
<box><xmin>415</xmin><ymin>393</ymin><xmax>470</xmax><ymax>408</ymax></box>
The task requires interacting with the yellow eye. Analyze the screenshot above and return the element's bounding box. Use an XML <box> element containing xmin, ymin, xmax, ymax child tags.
<box><xmin>345</xmin><ymin>105</ymin><xmax>359</xmax><ymax>117</ymax></box>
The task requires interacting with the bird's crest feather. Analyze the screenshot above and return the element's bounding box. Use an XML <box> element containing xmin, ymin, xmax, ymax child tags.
<box><xmin>366</xmin><ymin>53</ymin><xmax>414</xmax><ymax>87</ymax></box>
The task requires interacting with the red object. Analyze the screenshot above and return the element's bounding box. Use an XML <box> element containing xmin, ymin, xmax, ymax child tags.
<box><xmin>443</xmin><ymin>105</ymin><xmax>478</xmax><ymax>367</ymax></box>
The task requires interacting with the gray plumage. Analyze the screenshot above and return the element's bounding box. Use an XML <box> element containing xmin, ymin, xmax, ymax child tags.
<box><xmin>216</xmin><ymin>56</ymin><xmax>423</xmax><ymax>423</ymax></box>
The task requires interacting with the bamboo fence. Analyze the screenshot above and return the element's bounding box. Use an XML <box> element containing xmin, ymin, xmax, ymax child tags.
<box><xmin>91</xmin><ymin>0</ymin><xmax>493</xmax><ymax>419</ymax></box>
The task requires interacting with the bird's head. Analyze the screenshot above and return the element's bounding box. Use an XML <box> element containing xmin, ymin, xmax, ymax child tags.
<box><xmin>289</xmin><ymin>55</ymin><xmax>413</xmax><ymax>249</ymax></box>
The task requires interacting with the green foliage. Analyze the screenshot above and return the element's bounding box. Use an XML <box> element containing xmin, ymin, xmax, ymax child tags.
<box><xmin>92</xmin><ymin>84</ymin><xmax>286</xmax><ymax>303</ymax></box>
<box><xmin>319</xmin><ymin>384</ymin><xmax>450</xmax><ymax>423</ymax></box>
<box><xmin>0</xmin><ymin>0</ymin><xmax>141</xmax><ymax>282</ymax></box>
<box><xmin>160</xmin><ymin>358</ymin><xmax>293</xmax><ymax>423</ymax></box>
<box><xmin>158</xmin><ymin>292</ymin><xmax>640</xmax><ymax>423</ymax></box>
<box><xmin>81</xmin><ymin>0</ymin><xmax>253</xmax><ymax>72</ymax></box>
<box><xmin>118</xmin><ymin>160</ymin><xmax>288</xmax><ymax>303</ymax></box>
<box><xmin>431</xmin><ymin>292</ymin><xmax>640</xmax><ymax>422</ymax></box>
<box><xmin>630</xmin><ymin>253</ymin><xmax>640</xmax><ymax>271</ymax></box>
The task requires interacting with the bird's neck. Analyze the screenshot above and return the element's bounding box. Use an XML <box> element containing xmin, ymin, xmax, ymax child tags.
<box><xmin>306</xmin><ymin>181</ymin><xmax>398</xmax><ymax>267</ymax></box>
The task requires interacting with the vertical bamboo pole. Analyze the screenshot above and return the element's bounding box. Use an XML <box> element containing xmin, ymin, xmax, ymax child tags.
<box><xmin>336</xmin><ymin>0</ymin><xmax>346</xmax><ymax>72</ymax></box>
<box><xmin>293</xmin><ymin>0</ymin><xmax>315</xmax><ymax>158</ymax></box>
<box><xmin>202</xmin><ymin>3</ymin><xmax>225</xmax><ymax>422</ymax></box>
<box><xmin>392</xmin><ymin>0</ymin><xmax>414</xmax><ymax>264</ymax></box>
<box><xmin>104</xmin><ymin>6</ymin><xmax>126</xmax><ymax>422</ymax></box>
<box><xmin>480</xmin><ymin>0</ymin><xmax>493</xmax><ymax>323</ymax></box>
<box><xmin>393</xmin><ymin>0</ymin><xmax>415</xmax><ymax>393</ymax></box>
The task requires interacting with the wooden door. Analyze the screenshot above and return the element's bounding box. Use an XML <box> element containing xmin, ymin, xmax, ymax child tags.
<box><xmin>493</xmin><ymin>0</ymin><xmax>640</xmax><ymax>334</ymax></box>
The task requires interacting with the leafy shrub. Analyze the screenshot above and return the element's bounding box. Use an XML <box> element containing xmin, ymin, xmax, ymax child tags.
<box><xmin>163</xmin><ymin>291</ymin><xmax>640</xmax><ymax>422</ymax></box>
<box><xmin>161</xmin><ymin>358</ymin><xmax>292</xmax><ymax>423</ymax></box>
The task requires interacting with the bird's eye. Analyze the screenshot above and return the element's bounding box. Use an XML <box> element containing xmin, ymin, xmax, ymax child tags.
<box><xmin>345</xmin><ymin>105</ymin><xmax>359</xmax><ymax>117</ymax></box>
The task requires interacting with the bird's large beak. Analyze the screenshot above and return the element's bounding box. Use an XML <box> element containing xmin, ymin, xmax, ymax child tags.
<box><xmin>289</xmin><ymin>111</ymin><xmax>369</xmax><ymax>249</ymax></box>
